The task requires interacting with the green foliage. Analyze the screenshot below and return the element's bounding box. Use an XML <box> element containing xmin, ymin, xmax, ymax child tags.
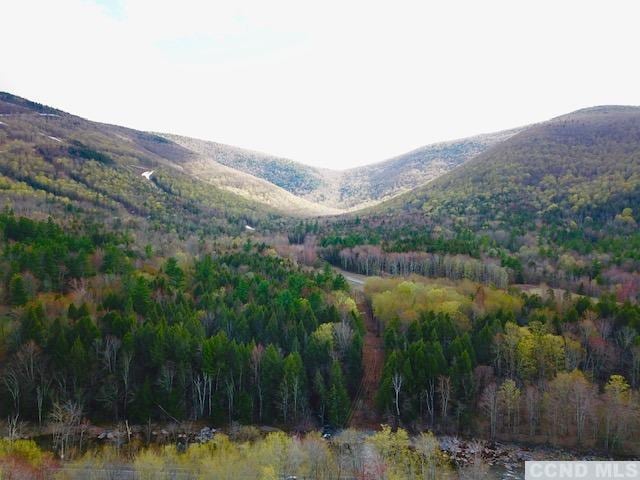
<box><xmin>0</xmin><ymin>102</ymin><xmax>286</xmax><ymax>237</ymax></box>
<box><xmin>8</xmin><ymin>273</ymin><xmax>28</xmax><ymax>305</ymax></box>
<box><xmin>320</xmin><ymin>108</ymin><xmax>640</xmax><ymax>298</ymax></box>
<box><xmin>372</xmin><ymin>272</ymin><xmax>640</xmax><ymax>445</ymax></box>
<box><xmin>0</xmin><ymin>214</ymin><xmax>361</xmax><ymax>428</ymax></box>
<box><xmin>327</xmin><ymin>361</ymin><xmax>350</xmax><ymax>427</ymax></box>
<box><xmin>68</xmin><ymin>140</ymin><xmax>115</xmax><ymax>165</ymax></box>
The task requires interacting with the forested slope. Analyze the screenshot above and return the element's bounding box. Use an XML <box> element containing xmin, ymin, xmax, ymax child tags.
<box><xmin>378</xmin><ymin>106</ymin><xmax>640</xmax><ymax>226</ymax></box>
<box><xmin>163</xmin><ymin>129</ymin><xmax>522</xmax><ymax>211</ymax></box>
<box><xmin>317</xmin><ymin>106</ymin><xmax>640</xmax><ymax>297</ymax></box>
<box><xmin>0</xmin><ymin>91</ymin><xmax>525</xmax><ymax>218</ymax></box>
<box><xmin>0</xmin><ymin>92</ymin><xmax>327</xmax><ymax>229</ymax></box>
<box><xmin>162</xmin><ymin>133</ymin><xmax>329</xmax><ymax>198</ymax></box>
<box><xmin>337</xmin><ymin>127</ymin><xmax>523</xmax><ymax>209</ymax></box>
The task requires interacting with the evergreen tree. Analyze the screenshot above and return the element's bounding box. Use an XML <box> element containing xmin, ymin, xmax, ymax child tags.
<box><xmin>164</xmin><ymin>257</ymin><xmax>184</xmax><ymax>290</ymax></box>
<box><xmin>9</xmin><ymin>273</ymin><xmax>28</xmax><ymax>306</ymax></box>
<box><xmin>21</xmin><ymin>303</ymin><xmax>46</xmax><ymax>345</ymax></box>
<box><xmin>327</xmin><ymin>361</ymin><xmax>350</xmax><ymax>427</ymax></box>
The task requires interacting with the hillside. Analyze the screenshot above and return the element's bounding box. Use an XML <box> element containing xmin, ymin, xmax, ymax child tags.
<box><xmin>10</xmin><ymin>90</ymin><xmax>519</xmax><ymax>224</ymax></box>
<box><xmin>158</xmin><ymin>133</ymin><xmax>338</xmax><ymax>216</ymax></box>
<box><xmin>0</xmin><ymin>92</ymin><xmax>332</xmax><ymax>234</ymax></box>
<box><xmin>162</xmin><ymin>133</ymin><xmax>329</xmax><ymax>198</ymax></box>
<box><xmin>336</xmin><ymin>128</ymin><xmax>524</xmax><ymax>209</ymax></box>
<box><xmin>317</xmin><ymin>106</ymin><xmax>640</xmax><ymax>298</ymax></box>
<box><xmin>2</xmin><ymin>96</ymin><xmax>640</xmax><ymax>474</ymax></box>
<box><xmin>376</xmin><ymin>105</ymin><xmax>640</xmax><ymax>226</ymax></box>
<box><xmin>0</xmin><ymin>91</ymin><xmax>521</xmax><ymax>221</ymax></box>
<box><xmin>163</xmin><ymin>129</ymin><xmax>521</xmax><ymax>211</ymax></box>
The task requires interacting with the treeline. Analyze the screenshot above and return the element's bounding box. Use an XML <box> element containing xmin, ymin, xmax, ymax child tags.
<box><xmin>315</xmin><ymin>209</ymin><xmax>640</xmax><ymax>299</ymax></box>
<box><xmin>0</xmin><ymin>213</ymin><xmax>362</xmax><ymax>433</ymax></box>
<box><xmin>369</xmin><ymin>278</ymin><xmax>640</xmax><ymax>452</ymax></box>
<box><xmin>319</xmin><ymin>229</ymin><xmax>484</xmax><ymax>257</ymax></box>
<box><xmin>323</xmin><ymin>244</ymin><xmax>509</xmax><ymax>288</ymax></box>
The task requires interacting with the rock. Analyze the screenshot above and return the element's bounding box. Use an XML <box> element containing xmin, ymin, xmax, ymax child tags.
<box><xmin>194</xmin><ymin>426</ymin><xmax>216</xmax><ymax>443</ymax></box>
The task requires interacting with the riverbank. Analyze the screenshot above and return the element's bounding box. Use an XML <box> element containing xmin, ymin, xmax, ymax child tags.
<box><xmin>5</xmin><ymin>423</ymin><xmax>639</xmax><ymax>480</ymax></box>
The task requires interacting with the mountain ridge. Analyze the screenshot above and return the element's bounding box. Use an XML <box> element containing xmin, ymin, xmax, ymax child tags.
<box><xmin>161</xmin><ymin>126</ymin><xmax>524</xmax><ymax>211</ymax></box>
<box><xmin>4</xmin><ymin>91</ymin><xmax>639</xmax><ymax>223</ymax></box>
<box><xmin>0</xmin><ymin>91</ymin><xmax>294</xmax><ymax>234</ymax></box>
<box><xmin>368</xmin><ymin>104</ymin><xmax>640</xmax><ymax>223</ymax></box>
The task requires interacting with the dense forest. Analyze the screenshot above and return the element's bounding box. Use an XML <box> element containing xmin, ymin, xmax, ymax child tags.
<box><xmin>368</xmin><ymin>277</ymin><xmax>640</xmax><ymax>451</ymax></box>
<box><xmin>290</xmin><ymin>211</ymin><xmax>636</xmax><ymax>299</ymax></box>
<box><xmin>0</xmin><ymin>212</ymin><xmax>362</xmax><ymax>436</ymax></box>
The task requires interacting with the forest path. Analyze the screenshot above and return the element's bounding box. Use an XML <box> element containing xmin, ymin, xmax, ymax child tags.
<box><xmin>332</xmin><ymin>266</ymin><xmax>369</xmax><ymax>291</ymax></box>
<box><xmin>347</xmin><ymin>294</ymin><xmax>384</xmax><ymax>429</ymax></box>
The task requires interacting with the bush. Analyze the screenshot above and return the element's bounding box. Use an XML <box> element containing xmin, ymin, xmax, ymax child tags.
<box><xmin>0</xmin><ymin>439</ymin><xmax>46</xmax><ymax>466</ymax></box>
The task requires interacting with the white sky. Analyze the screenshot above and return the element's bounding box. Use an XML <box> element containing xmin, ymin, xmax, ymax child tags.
<box><xmin>2</xmin><ymin>0</ymin><xmax>639</xmax><ymax>169</ymax></box>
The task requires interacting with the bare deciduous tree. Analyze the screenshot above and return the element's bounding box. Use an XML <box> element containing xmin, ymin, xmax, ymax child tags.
<box><xmin>392</xmin><ymin>372</ymin><xmax>403</xmax><ymax>417</ymax></box>
<box><xmin>3</xmin><ymin>367</ymin><xmax>20</xmax><ymax>415</ymax></box>
<box><xmin>334</xmin><ymin>320</ymin><xmax>354</xmax><ymax>357</ymax></box>
<box><xmin>100</xmin><ymin>335</ymin><xmax>121</xmax><ymax>375</ymax></box>
<box><xmin>251</xmin><ymin>344</ymin><xmax>265</xmax><ymax>420</ymax></box>
<box><xmin>480</xmin><ymin>382</ymin><xmax>499</xmax><ymax>440</ymax></box>
<box><xmin>120</xmin><ymin>349</ymin><xmax>134</xmax><ymax>416</ymax></box>
<box><xmin>438</xmin><ymin>375</ymin><xmax>452</xmax><ymax>421</ymax></box>
<box><xmin>50</xmin><ymin>400</ymin><xmax>84</xmax><ymax>460</ymax></box>
<box><xmin>525</xmin><ymin>384</ymin><xmax>540</xmax><ymax>437</ymax></box>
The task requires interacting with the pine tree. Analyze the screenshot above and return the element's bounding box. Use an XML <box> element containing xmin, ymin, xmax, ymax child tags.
<box><xmin>9</xmin><ymin>273</ymin><xmax>28</xmax><ymax>306</ymax></box>
<box><xmin>164</xmin><ymin>257</ymin><xmax>184</xmax><ymax>290</ymax></box>
<box><xmin>131</xmin><ymin>378</ymin><xmax>154</xmax><ymax>423</ymax></box>
<box><xmin>69</xmin><ymin>337</ymin><xmax>89</xmax><ymax>384</ymax></box>
<box><xmin>328</xmin><ymin>361</ymin><xmax>350</xmax><ymax>427</ymax></box>
<box><xmin>313</xmin><ymin>370</ymin><xmax>327</xmax><ymax>425</ymax></box>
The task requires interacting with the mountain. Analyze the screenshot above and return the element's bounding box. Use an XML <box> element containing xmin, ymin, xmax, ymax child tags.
<box><xmin>1</xmin><ymin>90</ymin><xmax>512</xmax><ymax>221</ymax></box>
<box><xmin>334</xmin><ymin>128</ymin><xmax>524</xmax><ymax>209</ymax></box>
<box><xmin>315</xmin><ymin>105</ymin><xmax>640</xmax><ymax>296</ymax></box>
<box><xmin>161</xmin><ymin>133</ymin><xmax>329</xmax><ymax>198</ymax></box>
<box><xmin>162</xmin><ymin>128</ymin><xmax>522</xmax><ymax>211</ymax></box>
<box><xmin>7</xmin><ymin>90</ymin><xmax>635</xmax><ymax>237</ymax></box>
<box><xmin>157</xmin><ymin>133</ymin><xmax>339</xmax><ymax>216</ymax></box>
<box><xmin>373</xmin><ymin>105</ymin><xmax>640</xmax><ymax>229</ymax></box>
<box><xmin>0</xmin><ymin>92</ymin><xmax>296</xmax><ymax>235</ymax></box>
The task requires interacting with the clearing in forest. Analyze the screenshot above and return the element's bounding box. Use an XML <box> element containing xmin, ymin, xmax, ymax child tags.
<box><xmin>348</xmin><ymin>296</ymin><xmax>384</xmax><ymax>429</ymax></box>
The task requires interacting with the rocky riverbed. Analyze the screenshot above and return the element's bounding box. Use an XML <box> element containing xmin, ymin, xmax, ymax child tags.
<box><xmin>439</xmin><ymin>436</ymin><xmax>629</xmax><ymax>480</ymax></box>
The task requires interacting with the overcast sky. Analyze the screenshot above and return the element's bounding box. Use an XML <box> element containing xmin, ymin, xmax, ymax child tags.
<box><xmin>2</xmin><ymin>0</ymin><xmax>639</xmax><ymax>169</ymax></box>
